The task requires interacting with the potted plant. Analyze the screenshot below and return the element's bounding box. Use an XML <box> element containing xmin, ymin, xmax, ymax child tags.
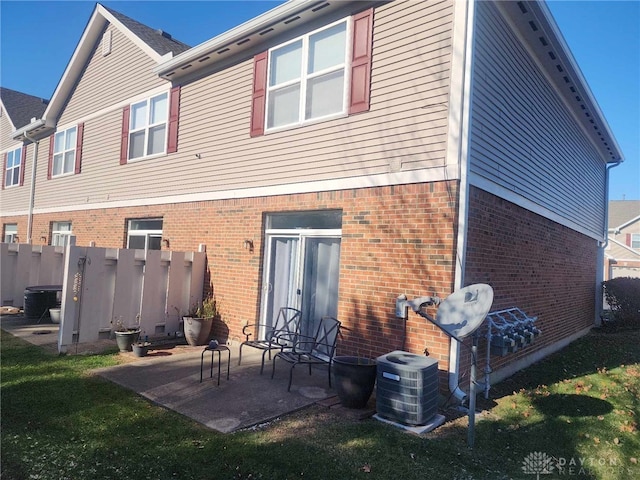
<box><xmin>182</xmin><ymin>296</ymin><xmax>216</xmax><ymax>346</ymax></box>
<box><xmin>112</xmin><ymin>314</ymin><xmax>141</xmax><ymax>352</ymax></box>
<box><xmin>332</xmin><ymin>354</ymin><xmax>377</xmax><ymax>409</ymax></box>
<box><xmin>132</xmin><ymin>332</ymin><xmax>151</xmax><ymax>357</ymax></box>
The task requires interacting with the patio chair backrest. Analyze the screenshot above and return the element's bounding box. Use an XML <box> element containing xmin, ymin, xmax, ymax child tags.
<box><xmin>310</xmin><ymin>316</ymin><xmax>341</xmax><ymax>362</ymax></box>
<box><xmin>265</xmin><ymin>307</ymin><xmax>301</xmax><ymax>342</ymax></box>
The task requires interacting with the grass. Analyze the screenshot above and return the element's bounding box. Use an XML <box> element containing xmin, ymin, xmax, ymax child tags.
<box><xmin>1</xmin><ymin>328</ymin><xmax>639</xmax><ymax>480</ymax></box>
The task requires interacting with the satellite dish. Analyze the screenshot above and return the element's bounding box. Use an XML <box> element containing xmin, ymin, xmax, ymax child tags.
<box><xmin>434</xmin><ymin>284</ymin><xmax>494</xmax><ymax>339</ymax></box>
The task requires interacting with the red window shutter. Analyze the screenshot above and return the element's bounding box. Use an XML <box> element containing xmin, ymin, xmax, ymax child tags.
<box><xmin>1</xmin><ymin>152</ymin><xmax>6</xmax><ymax>190</ymax></box>
<box><xmin>349</xmin><ymin>8</ymin><xmax>374</xmax><ymax>115</ymax></box>
<box><xmin>47</xmin><ymin>134</ymin><xmax>54</xmax><ymax>179</ymax></box>
<box><xmin>167</xmin><ymin>86</ymin><xmax>181</xmax><ymax>153</ymax></box>
<box><xmin>250</xmin><ymin>51</ymin><xmax>268</xmax><ymax>137</ymax></box>
<box><xmin>626</xmin><ymin>233</ymin><xmax>632</xmax><ymax>246</ymax></box>
<box><xmin>19</xmin><ymin>145</ymin><xmax>27</xmax><ymax>186</ymax></box>
<box><xmin>75</xmin><ymin>123</ymin><xmax>84</xmax><ymax>174</ymax></box>
<box><xmin>120</xmin><ymin>105</ymin><xmax>130</xmax><ymax>165</ymax></box>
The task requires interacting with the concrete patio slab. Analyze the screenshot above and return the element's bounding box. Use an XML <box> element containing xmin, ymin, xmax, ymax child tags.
<box><xmin>1</xmin><ymin>314</ymin><xmax>336</xmax><ymax>433</ymax></box>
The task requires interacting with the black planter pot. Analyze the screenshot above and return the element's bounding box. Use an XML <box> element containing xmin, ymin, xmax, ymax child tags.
<box><xmin>332</xmin><ymin>356</ymin><xmax>377</xmax><ymax>409</ymax></box>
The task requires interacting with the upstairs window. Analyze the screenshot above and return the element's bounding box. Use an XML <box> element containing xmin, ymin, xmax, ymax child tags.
<box><xmin>128</xmin><ymin>93</ymin><xmax>168</xmax><ymax>160</ymax></box>
<box><xmin>266</xmin><ymin>20</ymin><xmax>348</xmax><ymax>131</ymax></box>
<box><xmin>632</xmin><ymin>234</ymin><xmax>640</xmax><ymax>249</ymax></box>
<box><xmin>52</xmin><ymin>221</ymin><xmax>72</xmax><ymax>246</ymax></box>
<box><xmin>250</xmin><ymin>8</ymin><xmax>373</xmax><ymax>137</ymax></box>
<box><xmin>53</xmin><ymin>127</ymin><xmax>77</xmax><ymax>176</ymax></box>
<box><xmin>48</xmin><ymin>124</ymin><xmax>83</xmax><ymax>179</ymax></box>
<box><xmin>4</xmin><ymin>146</ymin><xmax>22</xmax><ymax>187</ymax></box>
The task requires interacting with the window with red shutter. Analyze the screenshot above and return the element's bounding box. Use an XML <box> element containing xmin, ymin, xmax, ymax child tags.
<box><xmin>252</xmin><ymin>8</ymin><xmax>374</xmax><ymax>136</ymax></box>
<box><xmin>167</xmin><ymin>86</ymin><xmax>181</xmax><ymax>153</ymax></box>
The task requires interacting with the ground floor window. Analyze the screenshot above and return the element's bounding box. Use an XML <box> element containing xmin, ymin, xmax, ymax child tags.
<box><xmin>3</xmin><ymin>224</ymin><xmax>17</xmax><ymax>243</ymax></box>
<box><xmin>127</xmin><ymin>218</ymin><xmax>163</xmax><ymax>252</ymax></box>
<box><xmin>52</xmin><ymin>221</ymin><xmax>72</xmax><ymax>246</ymax></box>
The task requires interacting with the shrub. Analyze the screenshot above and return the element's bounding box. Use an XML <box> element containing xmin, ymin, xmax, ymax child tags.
<box><xmin>602</xmin><ymin>277</ymin><xmax>640</xmax><ymax>330</ymax></box>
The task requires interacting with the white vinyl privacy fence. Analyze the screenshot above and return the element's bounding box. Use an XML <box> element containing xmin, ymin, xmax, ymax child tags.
<box><xmin>1</xmin><ymin>239</ymin><xmax>206</xmax><ymax>353</ymax></box>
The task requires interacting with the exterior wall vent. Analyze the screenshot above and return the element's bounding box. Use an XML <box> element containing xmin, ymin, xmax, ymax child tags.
<box><xmin>102</xmin><ymin>30</ymin><xmax>112</xmax><ymax>57</ymax></box>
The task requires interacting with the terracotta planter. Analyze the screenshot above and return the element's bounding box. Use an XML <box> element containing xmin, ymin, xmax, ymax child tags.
<box><xmin>332</xmin><ymin>356</ymin><xmax>377</xmax><ymax>409</ymax></box>
<box><xmin>183</xmin><ymin>316</ymin><xmax>213</xmax><ymax>346</ymax></box>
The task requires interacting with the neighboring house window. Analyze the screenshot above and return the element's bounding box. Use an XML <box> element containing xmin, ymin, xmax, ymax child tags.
<box><xmin>632</xmin><ymin>234</ymin><xmax>640</xmax><ymax>249</ymax></box>
<box><xmin>266</xmin><ymin>19</ymin><xmax>348</xmax><ymax>130</ymax></box>
<box><xmin>4</xmin><ymin>224</ymin><xmax>18</xmax><ymax>243</ymax></box>
<box><xmin>250</xmin><ymin>8</ymin><xmax>373</xmax><ymax>137</ymax></box>
<box><xmin>120</xmin><ymin>88</ymin><xmax>180</xmax><ymax>164</ymax></box>
<box><xmin>127</xmin><ymin>218</ymin><xmax>163</xmax><ymax>252</ymax></box>
<box><xmin>48</xmin><ymin>124</ymin><xmax>84</xmax><ymax>179</ymax></box>
<box><xmin>52</xmin><ymin>222</ymin><xmax>72</xmax><ymax>246</ymax></box>
<box><xmin>4</xmin><ymin>146</ymin><xmax>23</xmax><ymax>188</ymax></box>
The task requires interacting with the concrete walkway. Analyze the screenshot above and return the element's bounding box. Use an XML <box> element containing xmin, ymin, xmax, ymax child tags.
<box><xmin>1</xmin><ymin>314</ymin><xmax>337</xmax><ymax>433</ymax></box>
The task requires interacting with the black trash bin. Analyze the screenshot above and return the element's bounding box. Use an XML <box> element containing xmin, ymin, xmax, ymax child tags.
<box><xmin>23</xmin><ymin>286</ymin><xmax>61</xmax><ymax>319</ymax></box>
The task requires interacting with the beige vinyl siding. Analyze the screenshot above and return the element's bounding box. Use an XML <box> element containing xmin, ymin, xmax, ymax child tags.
<box><xmin>469</xmin><ymin>1</ymin><xmax>606</xmax><ymax>236</ymax></box>
<box><xmin>1</xmin><ymin>114</ymin><xmax>18</xmax><ymax>151</ymax></box>
<box><xmin>0</xmin><ymin>142</ymin><xmax>33</xmax><ymax>213</ymax></box>
<box><xmin>28</xmin><ymin>0</ymin><xmax>454</xmax><ymax>208</ymax></box>
<box><xmin>58</xmin><ymin>24</ymin><xmax>165</xmax><ymax>126</ymax></box>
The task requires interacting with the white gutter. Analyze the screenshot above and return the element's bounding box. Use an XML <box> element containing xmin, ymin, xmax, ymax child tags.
<box><xmin>448</xmin><ymin>0</ymin><xmax>476</xmax><ymax>403</ymax></box>
<box><xmin>23</xmin><ymin>130</ymin><xmax>40</xmax><ymax>244</ymax></box>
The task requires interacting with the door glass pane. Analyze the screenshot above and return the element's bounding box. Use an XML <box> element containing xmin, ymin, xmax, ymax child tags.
<box><xmin>301</xmin><ymin>238</ymin><xmax>341</xmax><ymax>338</ymax></box>
<box><xmin>268</xmin><ymin>83</ymin><xmax>300</xmax><ymax>128</ymax></box>
<box><xmin>263</xmin><ymin>237</ymin><xmax>299</xmax><ymax>335</ymax></box>
<box><xmin>306</xmin><ymin>70</ymin><xmax>344</xmax><ymax>120</ymax></box>
<box><xmin>270</xmin><ymin>40</ymin><xmax>302</xmax><ymax>85</ymax></box>
<box><xmin>308</xmin><ymin>22</ymin><xmax>346</xmax><ymax>74</ymax></box>
<box><xmin>129</xmin><ymin>219</ymin><xmax>163</xmax><ymax>230</ymax></box>
<box><xmin>268</xmin><ymin>210</ymin><xmax>343</xmax><ymax>229</ymax></box>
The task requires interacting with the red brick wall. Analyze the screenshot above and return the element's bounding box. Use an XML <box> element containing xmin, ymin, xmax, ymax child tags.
<box><xmin>23</xmin><ymin>181</ymin><xmax>459</xmax><ymax>370</ymax></box>
<box><xmin>463</xmin><ymin>187</ymin><xmax>598</xmax><ymax>378</ymax></box>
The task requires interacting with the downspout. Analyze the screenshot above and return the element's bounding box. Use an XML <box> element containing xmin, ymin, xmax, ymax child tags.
<box><xmin>596</xmin><ymin>160</ymin><xmax>622</xmax><ymax>324</ymax></box>
<box><xmin>23</xmin><ymin>131</ymin><xmax>39</xmax><ymax>244</ymax></box>
<box><xmin>448</xmin><ymin>0</ymin><xmax>477</xmax><ymax>404</ymax></box>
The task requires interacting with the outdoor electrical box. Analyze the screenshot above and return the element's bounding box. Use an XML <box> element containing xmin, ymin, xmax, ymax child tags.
<box><xmin>376</xmin><ymin>351</ymin><xmax>439</xmax><ymax>426</ymax></box>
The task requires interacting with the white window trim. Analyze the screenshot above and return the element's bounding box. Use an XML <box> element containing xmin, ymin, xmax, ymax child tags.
<box><xmin>52</xmin><ymin>221</ymin><xmax>72</xmax><ymax>246</ymax></box>
<box><xmin>128</xmin><ymin>92</ymin><xmax>169</xmax><ymax>162</ymax></box>
<box><xmin>265</xmin><ymin>17</ymin><xmax>351</xmax><ymax>133</ymax></box>
<box><xmin>127</xmin><ymin>218</ymin><xmax>163</xmax><ymax>253</ymax></box>
<box><xmin>52</xmin><ymin>126</ymin><xmax>77</xmax><ymax>177</ymax></box>
<box><xmin>4</xmin><ymin>224</ymin><xmax>18</xmax><ymax>243</ymax></box>
<box><xmin>5</xmin><ymin>146</ymin><xmax>22</xmax><ymax>188</ymax></box>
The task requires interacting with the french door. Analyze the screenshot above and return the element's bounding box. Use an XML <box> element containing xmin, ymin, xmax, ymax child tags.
<box><xmin>261</xmin><ymin>231</ymin><xmax>341</xmax><ymax>338</ymax></box>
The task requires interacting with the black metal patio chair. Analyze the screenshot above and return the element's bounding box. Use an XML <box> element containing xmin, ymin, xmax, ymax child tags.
<box><xmin>238</xmin><ymin>307</ymin><xmax>302</xmax><ymax>374</ymax></box>
<box><xmin>271</xmin><ymin>316</ymin><xmax>341</xmax><ymax>392</ymax></box>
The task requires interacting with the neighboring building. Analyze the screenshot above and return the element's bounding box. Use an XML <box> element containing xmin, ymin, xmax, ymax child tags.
<box><xmin>1</xmin><ymin>87</ymin><xmax>49</xmax><ymax>242</ymax></box>
<box><xmin>0</xmin><ymin>0</ymin><xmax>623</xmax><ymax>400</ymax></box>
<box><xmin>606</xmin><ymin>200</ymin><xmax>640</xmax><ymax>279</ymax></box>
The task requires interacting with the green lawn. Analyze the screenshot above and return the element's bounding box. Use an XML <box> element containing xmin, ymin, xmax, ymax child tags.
<box><xmin>1</xmin><ymin>328</ymin><xmax>638</xmax><ymax>480</ymax></box>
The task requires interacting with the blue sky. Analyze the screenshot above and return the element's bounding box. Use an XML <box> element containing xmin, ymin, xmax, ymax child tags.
<box><xmin>1</xmin><ymin>1</ymin><xmax>638</xmax><ymax>200</ymax></box>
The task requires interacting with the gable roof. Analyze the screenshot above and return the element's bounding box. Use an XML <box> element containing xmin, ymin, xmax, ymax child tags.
<box><xmin>608</xmin><ymin>200</ymin><xmax>640</xmax><ymax>230</ymax></box>
<box><xmin>0</xmin><ymin>87</ymin><xmax>48</xmax><ymax>131</ymax></box>
<box><xmin>101</xmin><ymin>5</ymin><xmax>190</xmax><ymax>57</ymax></box>
<box><xmin>13</xmin><ymin>3</ymin><xmax>190</xmax><ymax>141</ymax></box>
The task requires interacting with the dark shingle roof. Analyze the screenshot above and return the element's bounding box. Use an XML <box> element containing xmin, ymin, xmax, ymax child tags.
<box><xmin>0</xmin><ymin>87</ymin><xmax>49</xmax><ymax>130</ymax></box>
<box><xmin>102</xmin><ymin>5</ymin><xmax>191</xmax><ymax>56</ymax></box>
<box><xmin>608</xmin><ymin>200</ymin><xmax>640</xmax><ymax>229</ymax></box>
